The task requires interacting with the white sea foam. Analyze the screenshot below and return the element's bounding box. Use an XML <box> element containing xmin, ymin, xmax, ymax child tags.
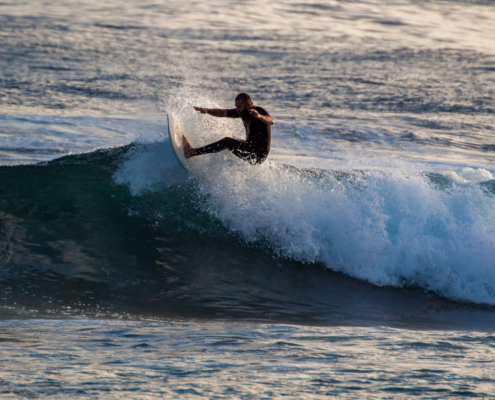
<box><xmin>443</xmin><ymin>168</ymin><xmax>494</xmax><ymax>184</ymax></box>
<box><xmin>112</xmin><ymin>140</ymin><xmax>188</xmax><ymax>195</ymax></box>
<box><xmin>193</xmin><ymin>156</ymin><xmax>495</xmax><ymax>305</ymax></box>
<box><xmin>115</xmin><ymin>110</ymin><xmax>495</xmax><ymax>306</ymax></box>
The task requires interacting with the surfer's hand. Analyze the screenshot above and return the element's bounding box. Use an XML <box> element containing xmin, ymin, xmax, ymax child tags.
<box><xmin>193</xmin><ymin>106</ymin><xmax>208</xmax><ymax>114</ymax></box>
<box><xmin>249</xmin><ymin>109</ymin><xmax>260</xmax><ymax>118</ymax></box>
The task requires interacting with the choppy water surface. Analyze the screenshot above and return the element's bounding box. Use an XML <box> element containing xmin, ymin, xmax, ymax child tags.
<box><xmin>1</xmin><ymin>0</ymin><xmax>495</xmax><ymax>397</ymax></box>
<box><xmin>2</xmin><ymin>320</ymin><xmax>495</xmax><ymax>399</ymax></box>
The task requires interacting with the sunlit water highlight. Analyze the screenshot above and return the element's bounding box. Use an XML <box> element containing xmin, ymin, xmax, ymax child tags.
<box><xmin>2</xmin><ymin>319</ymin><xmax>495</xmax><ymax>399</ymax></box>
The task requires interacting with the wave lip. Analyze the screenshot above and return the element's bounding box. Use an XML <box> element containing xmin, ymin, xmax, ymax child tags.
<box><xmin>443</xmin><ymin>167</ymin><xmax>493</xmax><ymax>184</ymax></box>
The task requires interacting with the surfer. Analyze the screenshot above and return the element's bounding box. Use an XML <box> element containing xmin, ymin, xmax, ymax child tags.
<box><xmin>184</xmin><ymin>93</ymin><xmax>274</xmax><ymax>165</ymax></box>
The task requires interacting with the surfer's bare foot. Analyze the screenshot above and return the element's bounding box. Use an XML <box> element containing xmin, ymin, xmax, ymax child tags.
<box><xmin>183</xmin><ymin>136</ymin><xmax>196</xmax><ymax>158</ymax></box>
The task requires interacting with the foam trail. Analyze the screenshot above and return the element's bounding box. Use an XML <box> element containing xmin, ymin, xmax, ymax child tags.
<box><xmin>192</xmin><ymin>156</ymin><xmax>495</xmax><ymax>305</ymax></box>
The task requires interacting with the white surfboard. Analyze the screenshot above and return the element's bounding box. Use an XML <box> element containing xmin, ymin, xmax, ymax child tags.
<box><xmin>168</xmin><ymin>114</ymin><xmax>189</xmax><ymax>170</ymax></box>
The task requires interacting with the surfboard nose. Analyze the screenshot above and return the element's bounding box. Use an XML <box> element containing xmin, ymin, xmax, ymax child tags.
<box><xmin>168</xmin><ymin>114</ymin><xmax>189</xmax><ymax>169</ymax></box>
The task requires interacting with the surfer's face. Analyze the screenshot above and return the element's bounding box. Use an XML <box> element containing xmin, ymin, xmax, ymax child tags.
<box><xmin>235</xmin><ymin>100</ymin><xmax>250</xmax><ymax>116</ymax></box>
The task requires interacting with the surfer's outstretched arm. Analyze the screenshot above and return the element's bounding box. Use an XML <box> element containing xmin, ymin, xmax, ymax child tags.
<box><xmin>193</xmin><ymin>107</ymin><xmax>227</xmax><ymax>117</ymax></box>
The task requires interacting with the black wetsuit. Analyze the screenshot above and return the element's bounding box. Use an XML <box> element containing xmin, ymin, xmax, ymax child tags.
<box><xmin>195</xmin><ymin>106</ymin><xmax>271</xmax><ymax>165</ymax></box>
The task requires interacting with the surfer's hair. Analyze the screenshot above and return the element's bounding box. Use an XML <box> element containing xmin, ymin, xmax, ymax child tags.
<box><xmin>235</xmin><ymin>93</ymin><xmax>253</xmax><ymax>107</ymax></box>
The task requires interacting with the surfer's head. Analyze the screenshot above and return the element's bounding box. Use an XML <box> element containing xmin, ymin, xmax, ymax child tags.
<box><xmin>235</xmin><ymin>93</ymin><xmax>253</xmax><ymax>116</ymax></box>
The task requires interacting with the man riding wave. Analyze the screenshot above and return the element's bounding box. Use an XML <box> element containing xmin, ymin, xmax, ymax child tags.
<box><xmin>184</xmin><ymin>93</ymin><xmax>274</xmax><ymax>165</ymax></box>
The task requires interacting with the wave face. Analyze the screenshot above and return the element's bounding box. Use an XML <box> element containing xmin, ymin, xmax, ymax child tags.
<box><xmin>113</xmin><ymin>125</ymin><xmax>495</xmax><ymax>307</ymax></box>
<box><xmin>0</xmin><ymin>132</ymin><xmax>495</xmax><ymax>328</ymax></box>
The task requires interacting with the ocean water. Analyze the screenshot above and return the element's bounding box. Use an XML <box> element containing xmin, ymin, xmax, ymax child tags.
<box><xmin>1</xmin><ymin>0</ymin><xmax>495</xmax><ymax>398</ymax></box>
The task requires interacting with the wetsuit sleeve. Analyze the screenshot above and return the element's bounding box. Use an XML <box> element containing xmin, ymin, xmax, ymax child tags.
<box><xmin>226</xmin><ymin>109</ymin><xmax>240</xmax><ymax>118</ymax></box>
<box><xmin>254</xmin><ymin>106</ymin><xmax>270</xmax><ymax>117</ymax></box>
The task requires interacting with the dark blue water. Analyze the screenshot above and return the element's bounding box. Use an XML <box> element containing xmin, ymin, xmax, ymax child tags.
<box><xmin>1</xmin><ymin>0</ymin><xmax>495</xmax><ymax>397</ymax></box>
